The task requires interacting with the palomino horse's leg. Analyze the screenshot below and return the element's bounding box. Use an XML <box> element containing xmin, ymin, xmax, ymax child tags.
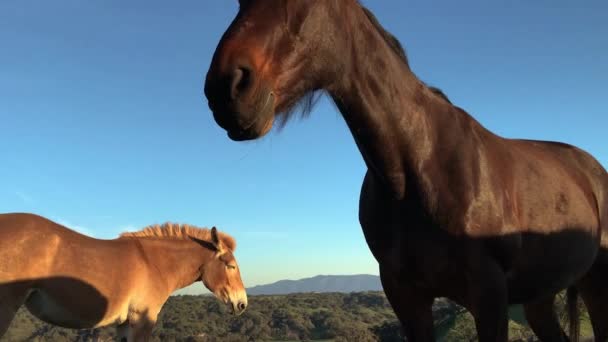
<box><xmin>379</xmin><ymin>265</ymin><xmax>434</xmax><ymax>341</ymax></box>
<box><xmin>131</xmin><ymin>319</ymin><xmax>156</xmax><ymax>342</ymax></box>
<box><xmin>116</xmin><ymin>322</ymin><xmax>129</xmax><ymax>342</ymax></box>
<box><xmin>523</xmin><ymin>294</ymin><xmax>570</xmax><ymax>342</ymax></box>
<box><xmin>467</xmin><ymin>256</ymin><xmax>509</xmax><ymax>342</ymax></box>
<box><xmin>124</xmin><ymin>309</ymin><xmax>158</xmax><ymax>342</ymax></box>
<box><xmin>116</xmin><ymin>319</ymin><xmax>156</xmax><ymax>342</ymax></box>
<box><xmin>578</xmin><ymin>257</ymin><xmax>608</xmax><ymax>342</ymax></box>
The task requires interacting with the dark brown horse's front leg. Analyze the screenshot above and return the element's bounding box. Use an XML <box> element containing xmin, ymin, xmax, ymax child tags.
<box><xmin>380</xmin><ymin>265</ymin><xmax>435</xmax><ymax>341</ymax></box>
<box><xmin>467</xmin><ymin>256</ymin><xmax>509</xmax><ymax>342</ymax></box>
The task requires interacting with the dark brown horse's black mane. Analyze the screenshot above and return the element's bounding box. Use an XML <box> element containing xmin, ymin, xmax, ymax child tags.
<box><xmin>428</xmin><ymin>86</ymin><xmax>452</xmax><ymax>104</ymax></box>
<box><xmin>359</xmin><ymin>4</ymin><xmax>409</xmax><ymax>66</ymax></box>
<box><xmin>279</xmin><ymin>2</ymin><xmax>450</xmax><ymax>125</ymax></box>
<box><xmin>360</xmin><ymin>4</ymin><xmax>452</xmax><ymax>104</ymax></box>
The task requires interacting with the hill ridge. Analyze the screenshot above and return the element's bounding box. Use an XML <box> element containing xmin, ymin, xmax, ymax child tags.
<box><xmin>246</xmin><ymin>274</ymin><xmax>382</xmax><ymax>295</ymax></box>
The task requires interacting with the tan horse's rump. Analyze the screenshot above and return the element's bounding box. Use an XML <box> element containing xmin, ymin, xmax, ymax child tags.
<box><xmin>0</xmin><ymin>213</ymin><xmax>247</xmax><ymax>341</ymax></box>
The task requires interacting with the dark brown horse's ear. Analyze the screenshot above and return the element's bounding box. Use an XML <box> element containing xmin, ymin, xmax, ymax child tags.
<box><xmin>211</xmin><ymin>226</ymin><xmax>220</xmax><ymax>246</ymax></box>
<box><xmin>190</xmin><ymin>236</ymin><xmax>219</xmax><ymax>252</ymax></box>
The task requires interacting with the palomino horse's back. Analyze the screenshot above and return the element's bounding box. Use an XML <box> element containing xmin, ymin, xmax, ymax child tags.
<box><xmin>0</xmin><ymin>213</ymin><xmax>65</xmax><ymax>280</ymax></box>
<box><xmin>0</xmin><ymin>213</ymin><xmax>135</xmax><ymax>330</ymax></box>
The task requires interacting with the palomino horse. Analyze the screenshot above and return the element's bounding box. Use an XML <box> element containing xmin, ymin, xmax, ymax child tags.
<box><xmin>204</xmin><ymin>1</ymin><xmax>608</xmax><ymax>341</ymax></box>
<box><xmin>0</xmin><ymin>213</ymin><xmax>247</xmax><ymax>341</ymax></box>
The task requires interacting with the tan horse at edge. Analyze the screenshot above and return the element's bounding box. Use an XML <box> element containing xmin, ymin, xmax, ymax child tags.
<box><xmin>0</xmin><ymin>212</ymin><xmax>247</xmax><ymax>341</ymax></box>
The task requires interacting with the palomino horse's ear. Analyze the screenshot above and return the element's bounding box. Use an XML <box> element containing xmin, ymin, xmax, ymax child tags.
<box><xmin>190</xmin><ymin>236</ymin><xmax>219</xmax><ymax>253</ymax></box>
<box><xmin>211</xmin><ymin>226</ymin><xmax>220</xmax><ymax>246</ymax></box>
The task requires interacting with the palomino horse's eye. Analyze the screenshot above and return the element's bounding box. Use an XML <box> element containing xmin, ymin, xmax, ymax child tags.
<box><xmin>226</xmin><ymin>264</ymin><xmax>237</xmax><ymax>270</ymax></box>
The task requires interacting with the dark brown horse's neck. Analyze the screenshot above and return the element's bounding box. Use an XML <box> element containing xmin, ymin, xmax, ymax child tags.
<box><xmin>328</xmin><ymin>11</ymin><xmax>480</xmax><ymax>201</ymax></box>
<box><xmin>137</xmin><ymin>239</ymin><xmax>209</xmax><ymax>293</ymax></box>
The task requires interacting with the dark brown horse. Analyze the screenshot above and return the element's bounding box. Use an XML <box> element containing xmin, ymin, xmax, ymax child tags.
<box><xmin>204</xmin><ymin>1</ymin><xmax>608</xmax><ymax>341</ymax></box>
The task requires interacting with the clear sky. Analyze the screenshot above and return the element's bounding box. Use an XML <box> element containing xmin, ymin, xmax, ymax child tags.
<box><xmin>1</xmin><ymin>1</ymin><xmax>606</xmax><ymax>294</ymax></box>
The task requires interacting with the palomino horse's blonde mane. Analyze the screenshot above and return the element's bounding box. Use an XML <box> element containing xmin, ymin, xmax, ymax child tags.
<box><xmin>119</xmin><ymin>223</ymin><xmax>236</xmax><ymax>252</ymax></box>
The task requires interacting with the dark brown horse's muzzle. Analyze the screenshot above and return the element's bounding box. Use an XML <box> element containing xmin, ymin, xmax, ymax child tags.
<box><xmin>205</xmin><ymin>75</ymin><xmax>275</xmax><ymax>141</ymax></box>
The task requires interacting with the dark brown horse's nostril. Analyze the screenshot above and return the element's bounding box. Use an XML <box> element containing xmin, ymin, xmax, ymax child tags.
<box><xmin>230</xmin><ymin>66</ymin><xmax>252</xmax><ymax>100</ymax></box>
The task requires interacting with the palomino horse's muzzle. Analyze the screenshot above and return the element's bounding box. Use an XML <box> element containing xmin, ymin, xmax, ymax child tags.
<box><xmin>231</xmin><ymin>300</ymin><xmax>248</xmax><ymax>316</ymax></box>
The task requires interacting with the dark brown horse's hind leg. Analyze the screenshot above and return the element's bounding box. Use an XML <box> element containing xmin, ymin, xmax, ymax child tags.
<box><xmin>0</xmin><ymin>306</ymin><xmax>18</xmax><ymax>338</ymax></box>
<box><xmin>0</xmin><ymin>284</ymin><xmax>30</xmax><ymax>337</ymax></box>
<box><xmin>380</xmin><ymin>265</ymin><xmax>435</xmax><ymax>341</ymax></box>
<box><xmin>578</xmin><ymin>256</ymin><xmax>608</xmax><ymax>342</ymax></box>
<box><xmin>468</xmin><ymin>257</ymin><xmax>509</xmax><ymax>342</ymax></box>
<box><xmin>524</xmin><ymin>293</ymin><xmax>570</xmax><ymax>342</ymax></box>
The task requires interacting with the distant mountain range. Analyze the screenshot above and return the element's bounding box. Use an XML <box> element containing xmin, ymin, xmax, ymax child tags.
<box><xmin>246</xmin><ymin>274</ymin><xmax>383</xmax><ymax>295</ymax></box>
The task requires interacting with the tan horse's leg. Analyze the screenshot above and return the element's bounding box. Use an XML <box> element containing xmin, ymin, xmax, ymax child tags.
<box><xmin>122</xmin><ymin>309</ymin><xmax>158</xmax><ymax>342</ymax></box>
<box><xmin>115</xmin><ymin>312</ymin><xmax>157</xmax><ymax>342</ymax></box>
<box><xmin>523</xmin><ymin>294</ymin><xmax>569</xmax><ymax>342</ymax></box>
<box><xmin>379</xmin><ymin>264</ymin><xmax>434</xmax><ymax>342</ymax></box>
<box><xmin>131</xmin><ymin>319</ymin><xmax>156</xmax><ymax>342</ymax></box>
<box><xmin>116</xmin><ymin>321</ymin><xmax>129</xmax><ymax>342</ymax></box>
<box><xmin>116</xmin><ymin>319</ymin><xmax>156</xmax><ymax>342</ymax></box>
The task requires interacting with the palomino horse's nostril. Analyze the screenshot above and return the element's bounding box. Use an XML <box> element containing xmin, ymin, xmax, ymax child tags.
<box><xmin>238</xmin><ymin>302</ymin><xmax>247</xmax><ymax>311</ymax></box>
<box><xmin>230</xmin><ymin>67</ymin><xmax>251</xmax><ymax>100</ymax></box>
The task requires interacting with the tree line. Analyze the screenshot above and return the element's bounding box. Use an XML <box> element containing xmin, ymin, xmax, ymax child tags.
<box><xmin>1</xmin><ymin>291</ymin><xmax>592</xmax><ymax>341</ymax></box>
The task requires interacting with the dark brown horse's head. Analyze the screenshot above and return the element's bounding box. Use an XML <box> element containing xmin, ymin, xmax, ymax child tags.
<box><xmin>204</xmin><ymin>0</ymin><xmax>357</xmax><ymax>141</ymax></box>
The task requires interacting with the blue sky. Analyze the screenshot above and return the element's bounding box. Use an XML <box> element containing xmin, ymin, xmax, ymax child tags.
<box><xmin>1</xmin><ymin>1</ymin><xmax>606</xmax><ymax>294</ymax></box>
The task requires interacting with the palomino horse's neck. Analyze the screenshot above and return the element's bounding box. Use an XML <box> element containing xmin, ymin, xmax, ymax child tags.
<box><xmin>136</xmin><ymin>239</ymin><xmax>210</xmax><ymax>294</ymax></box>
<box><xmin>327</xmin><ymin>7</ymin><xmax>480</xmax><ymax>201</ymax></box>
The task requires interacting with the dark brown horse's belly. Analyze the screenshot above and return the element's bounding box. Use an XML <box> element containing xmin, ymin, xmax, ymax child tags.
<box><xmin>366</xmin><ymin>217</ymin><xmax>599</xmax><ymax>300</ymax></box>
<box><xmin>505</xmin><ymin>228</ymin><xmax>599</xmax><ymax>303</ymax></box>
<box><xmin>359</xmin><ymin>172</ymin><xmax>601</xmax><ymax>305</ymax></box>
<box><xmin>365</xmin><ymin>218</ymin><xmax>598</xmax><ymax>305</ymax></box>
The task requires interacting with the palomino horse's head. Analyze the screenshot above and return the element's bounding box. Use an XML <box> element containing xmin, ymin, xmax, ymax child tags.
<box><xmin>193</xmin><ymin>227</ymin><xmax>248</xmax><ymax>315</ymax></box>
<box><xmin>205</xmin><ymin>0</ymin><xmax>354</xmax><ymax>141</ymax></box>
